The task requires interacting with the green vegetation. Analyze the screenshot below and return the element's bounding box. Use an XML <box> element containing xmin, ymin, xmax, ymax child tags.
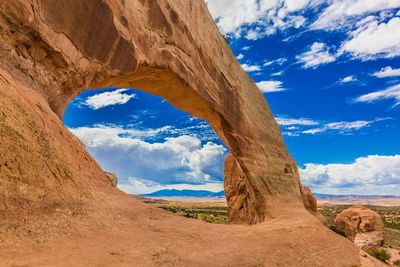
<box><xmin>385</xmin><ymin>228</ymin><xmax>400</xmax><ymax>250</ymax></box>
<box><xmin>158</xmin><ymin>206</ymin><xmax>228</xmax><ymax>224</ymax></box>
<box><xmin>368</xmin><ymin>248</ymin><xmax>391</xmax><ymax>262</ymax></box>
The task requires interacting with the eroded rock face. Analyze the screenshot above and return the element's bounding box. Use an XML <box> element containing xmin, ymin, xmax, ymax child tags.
<box><xmin>300</xmin><ymin>186</ymin><xmax>318</xmax><ymax>214</ymax></box>
<box><xmin>0</xmin><ymin>0</ymin><xmax>316</xmax><ymax>224</ymax></box>
<box><xmin>335</xmin><ymin>205</ymin><xmax>385</xmax><ymax>251</ymax></box>
<box><xmin>105</xmin><ymin>172</ymin><xmax>118</xmax><ymax>187</ymax></box>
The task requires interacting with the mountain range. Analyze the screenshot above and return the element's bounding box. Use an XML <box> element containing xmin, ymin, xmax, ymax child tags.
<box><xmin>141</xmin><ymin>189</ymin><xmax>225</xmax><ymax>198</ymax></box>
<box><xmin>142</xmin><ymin>190</ymin><xmax>399</xmax><ymax>199</ymax></box>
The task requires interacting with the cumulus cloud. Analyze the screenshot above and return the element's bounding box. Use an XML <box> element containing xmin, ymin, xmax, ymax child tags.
<box><xmin>296</xmin><ymin>42</ymin><xmax>337</xmax><ymax>69</ymax></box>
<box><xmin>241</xmin><ymin>63</ymin><xmax>262</xmax><ymax>72</ymax></box>
<box><xmin>300</xmin><ymin>155</ymin><xmax>400</xmax><ymax>193</ymax></box>
<box><xmin>373</xmin><ymin>66</ymin><xmax>400</xmax><ymax>78</ymax></box>
<box><xmin>256</xmin><ymin>80</ymin><xmax>286</xmax><ymax>93</ymax></box>
<box><xmin>205</xmin><ymin>0</ymin><xmax>400</xmax><ymax>47</ymax></box>
<box><xmin>236</xmin><ymin>53</ymin><xmax>244</xmax><ymax>60</ymax></box>
<box><xmin>205</xmin><ymin>0</ymin><xmax>314</xmax><ymax>39</ymax></box>
<box><xmin>354</xmin><ymin>84</ymin><xmax>400</xmax><ymax>107</ymax></box>
<box><xmin>339</xmin><ymin>75</ymin><xmax>357</xmax><ymax>83</ymax></box>
<box><xmin>311</xmin><ymin>0</ymin><xmax>400</xmax><ymax>30</ymax></box>
<box><xmin>69</xmin><ymin>125</ymin><xmax>228</xmax><ymax>193</ymax></box>
<box><xmin>339</xmin><ymin>17</ymin><xmax>400</xmax><ymax>60</ymax></box>
<box><xmin>84</xmin><ymin>88</ymin><xmax>135</xmax><ymax>110</ymax></box>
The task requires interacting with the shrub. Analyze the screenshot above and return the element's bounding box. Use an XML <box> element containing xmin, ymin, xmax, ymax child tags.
<box><xmin>394</xmin><ymin>259</ymin><xmax>400</xmax><ymax>266</ymax></box>
<box><xmin>368</xmin><ymin>248</ymin><xmax>391</xmax><ymax>262</ymax></box>
<box><xmin>329</xmin><ymin>225</ymin><xmax>347</xmax><ymax>237</ymax></box>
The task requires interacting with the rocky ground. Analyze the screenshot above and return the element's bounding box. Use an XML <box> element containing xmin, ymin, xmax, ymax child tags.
<box><xmin>144</xmin><ymin>197</ymin><xmax>400</xmax><ymax>265</ymax></box>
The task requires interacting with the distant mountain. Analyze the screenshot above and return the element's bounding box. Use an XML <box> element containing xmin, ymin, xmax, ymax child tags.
<box><xmin>314</xmin><ymin>193</ymin><xmax>399</xmax><ymax>199</ymax></box>
<box><xmin>142</xmin><ymin>190</ymin><xmax>398</xmax><ymax>199</ymax></box>
<box><xmin>141</xmin><ymin>189</ymin><xmax>225</xmax><ymax>198</ymax></box>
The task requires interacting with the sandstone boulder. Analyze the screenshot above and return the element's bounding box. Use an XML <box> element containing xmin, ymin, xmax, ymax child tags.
<box><xmin>334</xmin><ymin>205</ymin><xmax>384</xmax><ymax>250</ymax></box>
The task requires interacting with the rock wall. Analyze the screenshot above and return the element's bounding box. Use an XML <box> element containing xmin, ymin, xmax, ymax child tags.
<box><xmin>0</xmin><ymin>0</ymin><xmax>313</xmax><ymax>224</ymax></box>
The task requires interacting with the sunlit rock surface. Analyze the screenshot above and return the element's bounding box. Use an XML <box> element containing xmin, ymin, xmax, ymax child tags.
<box><xmin>0</xmin><ymin>0</ymin><xmax>381</xmax><ymax>266</ymax></box>
<box><xmin>335</xmin><ymin>205</ymin><xmax>385</xmax><ymax>251</ymax></box>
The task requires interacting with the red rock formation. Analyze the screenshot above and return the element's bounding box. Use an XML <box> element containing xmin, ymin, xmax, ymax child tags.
<box><xmin>335</xmin><ymin>205</ymin><xmax>385</xmax><ymax>251</ymax></box>
<box><xmin>0</xmin><ymin>0</ymin><xmax>379</xmax><ymax>265</ymax></box>
<box><xmin>0</xmin><ymin>0</ymin><xmax>311</xmax><ymax>224</ymax></box>
<box><xmin>301</xmin><ymin>186</ymin><xmax>318</xmax><ymax>214</ymax></box>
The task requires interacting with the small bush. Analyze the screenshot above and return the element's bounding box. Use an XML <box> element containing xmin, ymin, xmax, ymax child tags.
<box><xmin>368</xmin><ymin>248</ymin><xmax>391</xmax><ymax>262</ymax></box>
<box><xmin>393</xmin><ymin>259</ymin><xmax>400</xmax><ymax>266</ymax></box>
<box><xmin>329</xmin><ymin>225</ymin><xmax>347</xmax><ymax>237</ymax></box>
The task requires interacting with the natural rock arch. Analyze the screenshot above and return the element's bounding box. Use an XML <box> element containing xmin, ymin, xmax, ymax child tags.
<box><xmin>0</xmin><ymin>0</ymin><xmax>314</xmax><ymax>224</ymax></box>
<box><xmin>1</xmin><ymin>1</ymin><xmax>381</xmax><ymax>266</ymax></box>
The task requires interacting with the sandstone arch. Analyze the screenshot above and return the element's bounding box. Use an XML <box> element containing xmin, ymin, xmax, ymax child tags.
<box><xmin>0</xmin><ymin>1</ymin><xmax>381</xmax><ymax>266</ymax></box>
<box><xmin>0</xmin><ymin>0</ymin><xmax>311</xmax><ymax>224</ymax></box>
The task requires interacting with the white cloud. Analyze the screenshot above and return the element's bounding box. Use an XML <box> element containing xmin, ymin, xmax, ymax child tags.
<box><xmin>275</xmin><ymin>115</ymin><xmax>381</xmax><ymax>136</ymax></box>
<box><xmin>205</xmin><ymin>0</ymin><xmax>265</xmax><ymax>35</ymax></box>
<box><xmin>303</xmin><ymin>120</ymin><xmax>372</xmax><ymax>134</ymax></box>
<box><xmin>324</xmin><ymin>120</ymin><xmax>372</xmax><ymax>130</ymax></box>
<box><xmin>296</xmin><ymin>42</ymin><xmax>337</xmax><ymax>69</ymax></box>
<box><xmin>246</xmin><ymin>30</ymin><xmax>263</xmax><ymax>40</ymax></box>
<box><xmin>263</xmin><ymin>57</ymin><xmax>288</xmax><ymax>67</ymax></box>
<box><xmin>236</xmin><ymin>53</ymin><xmax>244</xmax><ymax>60</ymax></box>
<box><xmin>256</xmin><ymin>80</ymin><xmax>286</xmax><ymax>93</ymax></box>
<box><xmin>340</xmin><ymin>17</ymin><xmax>400</xmax><ymax>60</ymax></box>
<box><xmin>373</xmin><ymin>66</ymin><xmax>400</xmax><ymax>78</ymax></box>
<box><xmin>84</xmin><ymin>88</ymin><xmax>135</xmax><ymax>110</ymax></box>
<box><xmin>241</xmin><ymin>63</ymin><xmax>261</xmax><ymax>72</ymax></box>
<box><xmin>302</xmin><ymin>128</ymin><xmax>325</xmax><ymax>134</ymax></box>
<box><xmin>205</xmin><ymin>0</ymin><xmax>315</xmax><ymax>40</ymax></box>
<box><xmin>354</xmin><ymin>84</ymin><xmax>400</xmax><ymax>106</ymax></box>
<box><xmin>206</xmin><ymin>0</ymin><xmax>400</xmax><ymax>43</ymax></box>
<box><xmin>285</xmin><ymin>0</ymin><xmax>310</xmax><ymax>12</ymax></box>
<box><xmin>311</xmin><ymin>0</ymin><xmax>400</xmax><ymax>30</ymax></box>
<box><xmin>69</xmin><ymin>125</ymin><xmax>228</xmax><ymax>192</ymax></box>
<box><xmin>300</xmin><ymin>155</ymin><xmax>400</xmax><ymax>193</ymax></box>
<box><xmin>339</xmin><ymin>75</ymin><xmax>357</xmax><ymax>83</ymax></box>
<box><xmin>275</xmin><ymin>116</ymin><xmax>319</xmax><ymax>126</ymax></box>
<box><xmin>242</xmin><ymin>46</ymin><xmax>251</xmax><ymax>51</ymax></box>
<box><xmin>271</xmin><ymin>71</ymin><xmax>284</xmax><ymax>76</ymax></box>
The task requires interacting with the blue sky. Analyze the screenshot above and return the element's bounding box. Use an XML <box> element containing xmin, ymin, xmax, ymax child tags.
<box><xmin>64</xmin><ymin>0</ymin><xmax>400</xmax><ymax>195</ymax></box>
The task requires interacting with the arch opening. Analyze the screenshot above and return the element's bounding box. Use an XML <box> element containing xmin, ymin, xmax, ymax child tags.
<box><xmin>64</xmin><ymin>86</ymin><xmax>228</xmax><ymax>201</ymax></box>
<box><xmin>56</xmin><ymin>65</ymin><xmax>315</xmax><ymax>224</ymax></box>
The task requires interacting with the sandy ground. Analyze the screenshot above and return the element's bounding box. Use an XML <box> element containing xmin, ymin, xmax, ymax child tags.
<box><xmin>386</xmin><ymin>246</ymin><xmax>400</xmax><ymax>265</ymax></box>
<box><xmin>0</xmin><ymin>191</ymin><xmax>384</xmax><ymax>267</ymax></box>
